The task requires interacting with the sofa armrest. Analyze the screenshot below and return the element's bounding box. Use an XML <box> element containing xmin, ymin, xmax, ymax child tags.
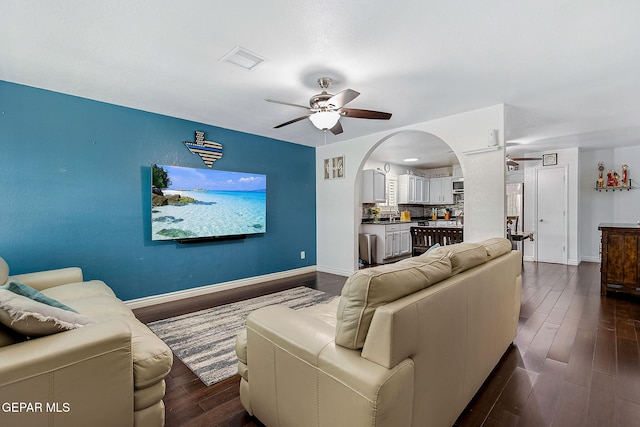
<box><xmin>247</xmin><ymin>304</ymin><xmax>337</xmax><ymax>364</ymax></box>
<box><xmin>245</xmin><ymin>305</ymin><xmax>414</xmax><ymax>427</ymax></box>
<box><xmin>0</xmin><ymin>320</ymin><xmax>134</xmax><ymax>427</ymax></box>
<box><xmin>9</xmin><ymin>267</ymin><xmax>83</xmax><ymax>291</ymax></box>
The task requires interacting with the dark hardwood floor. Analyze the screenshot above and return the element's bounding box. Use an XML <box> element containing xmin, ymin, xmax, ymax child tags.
<box><xmin>133</xmin><ymin>262</ymin><xmax>640</xmax><ymax>427</ymax></box>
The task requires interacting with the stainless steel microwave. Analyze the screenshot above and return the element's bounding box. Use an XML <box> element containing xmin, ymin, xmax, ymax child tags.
<box><xmin>452</xmin><ymin>178</ymin><xmax>464</xmax><ymax>194</ymax></box>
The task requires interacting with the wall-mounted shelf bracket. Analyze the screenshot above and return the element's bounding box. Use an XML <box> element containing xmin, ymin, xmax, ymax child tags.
<box><xmin>462</xmin><ymin>146</ymin><xmax>502</xmax><ymax>155</ymax></box>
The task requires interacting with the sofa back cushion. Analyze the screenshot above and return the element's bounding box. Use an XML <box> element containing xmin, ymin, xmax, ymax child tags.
<box><xmin>428</xmin><ymin>242</ymin><xmax>488</xmax><ymax>275</ymax></box>
<box><xmin>335</xmin><ymin>253</ymin><xmax>452</xmax><ymax>349</ymax></box>
<box><xmin>481</xmin><ymin>237</ymin><xmax>513</xmax><ymax>260</ymax></box>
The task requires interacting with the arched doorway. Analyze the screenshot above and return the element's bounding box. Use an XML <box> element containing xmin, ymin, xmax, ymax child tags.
<box><xmin>355</xmin><ymin>130</ymin><xmax>463</xmax><ymax>268</ymax></box>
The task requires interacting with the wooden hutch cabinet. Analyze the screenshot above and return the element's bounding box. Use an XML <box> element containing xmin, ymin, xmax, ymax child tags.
<box><xmin>598</xmin><ymin>223</ymin><xmax>640</xmax><ymax>296</ymax></box>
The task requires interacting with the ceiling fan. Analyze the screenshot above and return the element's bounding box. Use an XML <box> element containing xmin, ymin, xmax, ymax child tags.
<box><xmin>505</xmin><ymin>142</ymin><xmax>541</xmax><ymax>168</ymax></box>
<box><xmin>505</xmin><ymin>155</ymin><xmax>542</xmax><ymax>168</ymax></box>
<box><xmin>267</xmin><ymin>77</ymin><xmax>392</xmax><ymax>135</ymax></box>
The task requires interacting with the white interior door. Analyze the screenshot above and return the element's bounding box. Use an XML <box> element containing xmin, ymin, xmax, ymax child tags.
<box><xmin>536</xmin><ymin>166</ymin><xmax>567</xmax><ymax>264</ymax></box>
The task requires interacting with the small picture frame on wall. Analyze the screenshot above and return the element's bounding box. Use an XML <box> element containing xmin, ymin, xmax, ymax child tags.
<box><xmin>324</xmin><ymin>158</ymin><xmax>331</xmax><ymax>180</ymax></box>
<box><xmin>333</xmin><ymin>156</ymin><xmax>344</xmax><ymax>179</ymax></box>
<box><xmin>324</xmin><ymin>156</ymin><xmax>345</xmax><ymax>180</ymax></box>
<box><xmin>543</xmin><ymin>153</ymin><xmax>557</xmax><ymax>166</ymax></box>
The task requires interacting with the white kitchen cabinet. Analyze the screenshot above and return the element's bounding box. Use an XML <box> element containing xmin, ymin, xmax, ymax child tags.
<box><xmin>452</xmin><ymin>164</ymin><xmax>463</xmax><ymax>178</ymax></box>
<box><xmin>362</xmin><ymin>222</ymin><xmax>417</xmax><ymax>263</ymax></box>
<box><xmin>442</xmin><ymin>177</ymin><xmax>453</xmax><ymax>203</ymax></box>
<box><xmin>429</xmin><ymin>177</ymin><xmax>453</xmax><ymax>204</ymax></box>
<box><xmin>415</xmin><ymin>177</ymin><xmax>429</xmax><ymax>203</ymax></box>
<box><xmin>398</xmin><ymin>175</ymin><xmax>414</xmax><ymax>204</ymax></box>
<box><xmin>362</xmin><ymin>169</ymin><xmax>386</xmax><ymax>203</ymax></box>
<box><xmin>398</xmin><ymin>175</ymin><xmax>429</xmax><ymax>204</ymax></box>
<box><xmin>400</xmin><ymin>227</ymin><xmax>412</xmax><ymax>254</ymax></box>
<box><xmin>385</xmin><ymin>227</ymin><xmax>401</xmax><ymax>259</ymax></box>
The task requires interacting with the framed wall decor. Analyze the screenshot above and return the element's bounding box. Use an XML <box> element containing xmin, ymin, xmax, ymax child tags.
<box><xmin>324</xmin><ymin>156</ymin><xmax>345</xmax><ymax>179</ymax></box>
<box><xmin>543</xmin><ymin>153</ymin><xmax>557</xmax><ymax>166</ymax></box>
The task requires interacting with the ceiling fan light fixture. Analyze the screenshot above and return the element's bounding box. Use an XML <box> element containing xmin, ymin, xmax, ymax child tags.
<box><xmin>309</xmin><ymin>111</ymin><xmax>340</xmax><ymax>130</ymax></box>
<box><xmin>403</xmin><ymin>157</ymin><xmax>419</xmax><ymax>162</ymax></box>
<box><xmin>268</xmin><ymin>77</ymin><xmax>391</xmax><ymax>134</ymax></box>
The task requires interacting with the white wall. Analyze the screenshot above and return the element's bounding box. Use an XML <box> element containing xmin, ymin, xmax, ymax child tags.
<box><xmin>362</xmin><ymin>159</ymin><xmax>430</xmax><ymax>177</ymax></box>
<box><xmin>523</xmin><ymin>147</ymin><xmax>580</xmax><ymax>265</ymax></box>
<box><xmin>316</xmin><ymin>105</ymin><xmax>506</xmax><ymax>275</ymax></box>
<box><xmin>579</xmin><ymin>146</ymin><xmax>640</xmax><ymax>261</ymax></box>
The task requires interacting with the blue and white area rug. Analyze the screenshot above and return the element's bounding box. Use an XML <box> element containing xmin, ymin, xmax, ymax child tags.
<box><xmin>148</xmin><ymin>286</ymin><xmax>337</xmax><ymax>386</ymax></box>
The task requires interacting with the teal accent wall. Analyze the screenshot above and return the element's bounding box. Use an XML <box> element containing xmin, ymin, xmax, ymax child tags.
<box><xmin>0</xmin><ymin>81</ymin><xmax>316</xmax><ymax>300</ymax></box>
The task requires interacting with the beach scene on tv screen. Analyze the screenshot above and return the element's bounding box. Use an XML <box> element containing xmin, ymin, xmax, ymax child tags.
<box><xmin>151</xmin><ymin>164</ymin><xmax>266</xmax><ymax>240</ymax></box>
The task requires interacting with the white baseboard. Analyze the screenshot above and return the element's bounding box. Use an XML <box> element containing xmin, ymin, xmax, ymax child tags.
<box><xmin>125</xmin><ymin>266</ymin><xmax>317</xmax><ymax>309</ymax></box>
<box><xmin>316</xmin><ymin>264</ymin><xmax>354</xmax><ymax>277</ymax></box>
<box><xmin>581</xmin><ymin>256</ymin><xmax>601</xmax><ymax>263</ymax></box>
<box><xmin>522</xmin><ymin>256</ymin><xmax>586</xmax><ymax>266</ymax></box>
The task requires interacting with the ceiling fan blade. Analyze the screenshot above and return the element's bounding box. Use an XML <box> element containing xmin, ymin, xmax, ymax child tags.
<box><xmin>266</xmin><ymin>99</ymin><xmax>311</xmax><ymax>110</ymax></box>
<box><xmin>506</xmin><ymin>159</ymin><xmax>519</xmax><ymax>167</ymax></box>
<box><xmin>339</xmin><ymin>108</ymin><xmax>392</xmax><ymax>120</ymax></box>
<box><xmin>327</xmin><ymin>89</ymin><xmax>360</xmax><ymax>109</ymax></box>
<box><xmin>273</xmin><ymin>114</ymin><xmax>310</xmax><ymax>129</ymax></box>
<box><xmin>329</xmin><ymin>120</ymin><xmax>343</xmax><ymax>135</ymax></box>
<box><xmin>511</xmin><ymin>157</ymin><xmax>542</xmax><ymax>161</ymax></box>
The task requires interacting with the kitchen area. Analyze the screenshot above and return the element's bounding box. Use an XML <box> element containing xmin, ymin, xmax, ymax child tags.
<box><xmin>359</xmin><ymin>161</ymin><xmax>464</xmax><ymax>267</ymax></box>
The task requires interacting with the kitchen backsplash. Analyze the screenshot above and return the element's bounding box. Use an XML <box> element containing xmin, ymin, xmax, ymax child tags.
<box><xmin>362</xmin><ymin>200</ymin><xmax>464</xmax><ymax>221</ymax></box>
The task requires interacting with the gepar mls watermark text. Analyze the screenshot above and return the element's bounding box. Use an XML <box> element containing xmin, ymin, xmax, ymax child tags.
<box><xmin>2</xmin><ymin>402</ymin><xmax>71</xmax><ymax>413</ymax></box>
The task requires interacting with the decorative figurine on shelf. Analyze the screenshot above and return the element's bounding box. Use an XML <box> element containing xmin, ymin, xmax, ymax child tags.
<box><xmin>369</xmin><ymin>207</ymin><xmax>381</xmax><ymax>223</ymax></box>
<box><xmin>613</xmin><ymin>170</ymin><xmax>620</xmax><ymax>187</ymax></box>
<box><xmin>622</xmin><ymin>164</ymin><xmax>628</xmax><ymax>187</ymax></box>
<box><xmin>607</xmin><ymin>170</ymin><xmax>614</xmax><ymax>187</ymax></box>
<box><xmin>598</xmin><ymin>162</ymin><xmax>604</xmax><ymax>188</ymax></box>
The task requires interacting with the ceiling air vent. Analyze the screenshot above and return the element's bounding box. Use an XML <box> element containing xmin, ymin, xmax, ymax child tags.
<box><xmin>220</xmin><ymin>46</ymin><xmax>265</xmax><ymax>70</ymax></box>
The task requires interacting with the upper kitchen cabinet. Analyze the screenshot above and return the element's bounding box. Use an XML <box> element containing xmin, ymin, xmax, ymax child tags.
<box><xmin>429</xmin><ymin>176</ymin><xmax>453</xmax><ymax>204</ymax></box>
<box><xmin>398</xmin><ymin>174</ymin><xmax>429</xmax><ymax>204</ymax></box>
<box><xmin>362</xmin><ymin>169</ymin><xmax>386</xmax><ymax>203</ymax></box>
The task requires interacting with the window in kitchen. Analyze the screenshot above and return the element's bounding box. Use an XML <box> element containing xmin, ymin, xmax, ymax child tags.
<box><xmin>379</xmin><ymin>175</ymin><xmax>398</xmax><ymax>213</ymax></box>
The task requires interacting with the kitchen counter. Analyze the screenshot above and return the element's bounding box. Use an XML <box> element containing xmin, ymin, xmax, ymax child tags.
<box><xmin>361</xmin><ymin>220</ymin><xmax>417</xmax><ymax>225</ymax></box>
<box><xmin>360</xmin><ymin>221</ymin><xmax>418</xmax><ymax>263</ymax></box>
<box><xmin>361</xmin><ymin>218</ymin><xmax>461</xmax><ymax>226</ymax></box>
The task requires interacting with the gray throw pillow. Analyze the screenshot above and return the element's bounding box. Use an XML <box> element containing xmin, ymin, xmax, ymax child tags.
<box><xmin>0</xmin><ymin>288</ymin><xmax>93</xmax><ymax>337</ymax></box>
<box><xmin>1</xmin><ymin>281</ymin><xmax>79</xmax><ymax>312</ymax></box>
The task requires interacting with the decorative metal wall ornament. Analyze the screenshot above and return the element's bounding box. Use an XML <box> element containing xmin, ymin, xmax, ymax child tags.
<box><xmin>184</xmin><ymin>131</ymin><xmax>223</xmax><ymax>167</ymax></box>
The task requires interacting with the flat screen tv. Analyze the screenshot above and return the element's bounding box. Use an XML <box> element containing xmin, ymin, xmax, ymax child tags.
<box><xmin>151</xmin><ymin>164</ymin><xmax>266</xmax><ymax>241</ymax></box>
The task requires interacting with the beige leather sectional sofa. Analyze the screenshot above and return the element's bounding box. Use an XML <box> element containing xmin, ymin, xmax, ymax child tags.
<box><xmin>0</xmin><ymin>257</ymin><xmax>173</xmax><ymax>427</ymax></box>
<box><xmin>236</xmin><ymin>238</ymin><xmax>522</xmax><ymax>427</ymax></box>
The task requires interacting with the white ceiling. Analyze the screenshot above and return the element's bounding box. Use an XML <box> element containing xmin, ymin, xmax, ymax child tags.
<box><xmin>3</xmin><ymin>1</ymin><xmax>640</xmax><ymax>168</ymax></box>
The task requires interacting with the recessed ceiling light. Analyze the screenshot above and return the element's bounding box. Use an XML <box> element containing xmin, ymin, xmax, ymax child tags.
<box><xmin>403</xmin><ymin>157</ymin><xmax>419</xmax><ymax>162</ymax></box>
<box><xmin>220</xmin><ymin>46</ymin><xmax>265</xmax><ymax>70</ymax></box>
